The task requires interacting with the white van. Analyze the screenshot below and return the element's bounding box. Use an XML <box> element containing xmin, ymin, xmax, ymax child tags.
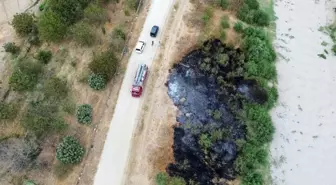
<box><xmin>135</xmin><ymin>40</ymin><xmax>146</xmax><ymax>54</ymax></box>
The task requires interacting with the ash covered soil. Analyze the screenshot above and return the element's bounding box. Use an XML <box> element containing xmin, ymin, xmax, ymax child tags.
<box><xmin>166</xmin><ymin>40</ymin><xmax>268</xmax><ymax>184</ymax></box>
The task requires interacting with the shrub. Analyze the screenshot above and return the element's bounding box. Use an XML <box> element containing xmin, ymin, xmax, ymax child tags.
<box><xmin>318</xmin><ymin>53</ymin><xmax>327</xmax><ymax>59</ymax></box>
<box><xmin>112</xmin><ymin>26</ymin><xmax>126</xmax><ymax>40</ymax></box>
<box><xmin>77</xmin><ymin>104</ymin><xmax>92</xmax><ymax>124</ymax></box>
<box><xmin>234</xmin><ymin>21</ymin><xmax>244</xmax><ymax>33</ymax></box>
<box><xmin>0</xmin><ymin>102</ymin><xmax>18</xmax><ymax>120</ymax></box>
<box><xmin>126</xmin><ymin>0</ymin><xmax>140</xmax><ymax>11</ymax></box>
<box><xmin>48</xmin><ymin>0</ymin><xmax>86</xmax><ymax>25</ymax></box>
<box><xmin>241</xmin><ymin>171</ymin><xmax>263</xmax><ymax>185</ymax></box>
<box><xmin>3</xmin><ymin>42</ymin><xmax>20</xmax><ymax>54</ymax></box>
<box><xmin>245</xmin><ymin>0</ymin><xmax>259</xmax><ymax>10</ymax></box>
<box><xmin>12</xmin><ymin>13</ymin><xmax>35</xmax><ymax>36</ymax></box>
<box><xmin>198</xmin><ymin>134</ymin><xmax>212</xmax><ymax>150</ymax></box>
<box><xmin>9</xmin><ymin>60</ymin><xmax>42</xmax><ymax>91</ymax></box>
<box><xmin>156</xmin><ymin>172</ymin><xmax>169</xmax><ymax>185</ymax></box>
<box><xmin>71</xmin><ymin>21</ymin><xmax>96</xmax><ymax>46</ymax></box>
<box><xmin>38</xmin><ymin>11</ymin><xmax>67</xmax><ymax>42</ymax></box>
<box><xmin>84</xmin><ymin>3</ymin><xmax>108</xmax><ymax>24</ymax></box>
<box><xmin>37</xmin><ymin>50</ymin><xmax>52</xmax><ymax>64</ymax></box>
<box><xmin>169</xmin><ymin>177</ymin><xmax>186</xmax><ymax>185</ymax></box>
<box><xmin>220</xmin><ymin>15</ymin><xmax>230</xmax><ymax>29</ymax></box>
<box><xmin>332</xmin><ymin>44</ymin><xmax>336</xmax><ymax>55</ymax></box>
<box><xmin>22</xmin><ymin>102</ymin><xmax>67</xmax><ymax>137</ymax></box>
<box><xmin>89</xmin><ymin>50</ymin><xmax>119</xmax><ymax>80</ymax></box>
<box><xmin>220</xmin><ymin>30</ymin><xmax>226</xmax><ymax>41</ymax></box>
<box><xmin>43</xmin><ymin>77</ymin><xmax>68</xmax><ymax>99</ymax></box>
<box><xmin>24</xmin><ymin>180</ymin><xmax>36</xmax><ymax>185</ymax></box>
<box><xmin>252</xmin><ymin>9</ymin><xmax>270</xmax><ymax>27</ymax></box>
<box><xmin>88</xmin><ymin>74</ymin><xmax>106</xmax><ymax>90</ymax></box>
<box><xmin>202</xmin><ymin>7</ymin><xmax>213</xmax><ymax>25</ymax></box>
<box><xmin>28</xmin><ymin>35</ymin><xmax>41</xmax><ymax>46</ymax></box>
<box><xmin>56</xmin><ymin>136</ymin><xmax>85</xmax><ymax>164</ymax></box>
<box><xmin>237</xmin><ymin>4</ymin><xmax>254</xmax><ymax>24</ymax></box>
<box><xmin>217</xmin><ymin>0</ymin><xmax>228</xmax><ymax>9</ymax></box>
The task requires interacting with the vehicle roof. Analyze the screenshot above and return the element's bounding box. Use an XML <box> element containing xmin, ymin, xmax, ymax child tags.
<box><xmin>151</xmin><ymin>26</ymin><xmax>159</xmax><ymax>32</ymax></box>
<box><xmin>136</xmin><ymin>41</ymin><xmax>145</xmax><ymax>49</ymax></box>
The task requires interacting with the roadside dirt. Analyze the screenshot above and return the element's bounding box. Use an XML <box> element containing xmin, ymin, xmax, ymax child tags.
<box><xmin>124</xmin><ymin>1</ymin><xmax>200</xmax><ymax>184</ymax></box>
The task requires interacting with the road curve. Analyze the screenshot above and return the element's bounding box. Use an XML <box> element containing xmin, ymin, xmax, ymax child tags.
<box><xmin>93</xmin><ymin>0</ymin><xmax>175</xmax><ymax>184</ymax></box>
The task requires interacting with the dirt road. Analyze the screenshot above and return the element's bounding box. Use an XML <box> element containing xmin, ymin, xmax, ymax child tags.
<box><xmin>271</xmin><ymin>0</ymin><xmax>336</xmax><ymax>184</ymax></box>
<box><xmin>93</xmin><ymin>0</ymin><xmax>175</xmax><ymax>185</ymax></box>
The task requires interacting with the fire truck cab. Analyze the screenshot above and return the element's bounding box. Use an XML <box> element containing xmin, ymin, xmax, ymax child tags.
<box><xmin>131</xmin><ymin>64</ymin><xmax>148</xmax><ymax>97</ymax></box>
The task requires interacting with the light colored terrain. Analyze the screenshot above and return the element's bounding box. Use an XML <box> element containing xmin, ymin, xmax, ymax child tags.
<box><xmin>93</xmin><ymin>0</ymin><xmax>175</xmax><ymax>185</ymax></box>
<box><xmin>271</xmin><ymin>0</ymin><xmax>336</xmax><ymax>184</ymax></box>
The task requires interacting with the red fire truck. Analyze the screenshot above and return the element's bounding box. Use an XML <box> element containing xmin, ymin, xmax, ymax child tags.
<box><xmin>131</xmin><ymin>64</ymin><xmax>148</xmax><ymax>97</ymax></box>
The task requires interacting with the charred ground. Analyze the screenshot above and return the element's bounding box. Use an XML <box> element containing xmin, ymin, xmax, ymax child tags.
<box><xmin>166</xmin><ymin>39</ymin><xmax>270</xmax><ymax>184</ymax></box>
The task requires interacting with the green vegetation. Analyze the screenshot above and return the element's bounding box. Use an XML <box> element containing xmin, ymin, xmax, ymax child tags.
<box><xmin>84</xmin><ymin>2</ymin><xmax>108</xmax><ymax>24</ymax></box>
<box><xmin>220</xmin><ymin>15</ymin><xmax>230</xmax><ymax>29</ymax></box>
<box><xmin>9</xmin><ymin>60</ymin><xmax>42</xmax><ymax>91</ymax></box>
<box><xmin>12</xmin><ymin>13</ymin><xmax>35</xmax><ymax>36</ymax></box>
<box><xmin>318</xmin><ymin>53</ymin><xmax>327</xmax><ymax>59</ymax></box>
<box><xmin>332</xmin><ymin>44</ymin><xmax>336</xmax><ymax>55</ymax></box>
<box><xmin>24</xmin><ymin>180</ymin><xmax>37</xmax><ymax>185</ymax></box>
<box><xmin>217</xmin><ymin>0</ymin><xmax>228</xmax><ymax>9</ymax></box>
<box><xmin>126</xmin><ymin>0</ymin><xmax>141</xmax><ymax>11</ymax></box>
<box><xmin>234</xmin><ymin>21</ymin><xmax>244</xmax><ymax>33</ymax></box>
<box><xmin>237</xmin><ymin>0</ymin><xmax>270</xmax><ymax>27</ymax></box>
<box><xmin>111</xmin><ymin>26</ymin><xmax>127</xmax><ymax>52</ymax></box>
<box><xmin>155</xmin><ymin>172</ymin><xmax>186</xmax><ymax>185</ymax></box>
<box><xmin>113</xmin><ymin>26</ymin><xmax>127</xmax><ymax>41</ymax></box>
<box><xmin>56</xmin><ymin>136</ymin><xmax>85</xmax><ymax>164</ymax></box>
<box><xmin>3</xmin><ymin>42</ymin><xmax>20</xmax><ymax>54</ymax></box>
<box><xmin>37</xmin><ymin>50</ymin><xmax>52</xmax><ymax>64</ymax></box>
<box><xmin>202</xmin><ymin>7</ymin><xmax>213</xmax><ymax>26</ymax></box>
<box><xmin>0</xmin><ymin>102</ymin><xmax>18</xmax><ymax>120</ymax></box>
<box><xmin>38</xmin><ymin>11</ymin><xmax>67</xmax><ymax>41</ymax></box>
<box><xmin>89</xmin><ymin>50</ymin><xmax>119</xmax><ymax>81</ymax></box>
<box><xmin>88</xmin><ymin>74</ymin><xmax>107</xmax><ymax>90</ymax></box>
<box><xmin>198</xmin><ymin>133</ymin><xmax>212</xmax><ymax>150</ymax></box>
<box><xmin>22</xmin><ymin>102</ymin><xmax>67</xmax><ymax>137</ymax></box>
<box><xmin>42</xmin><ymin>77</ymin><xmax>68</xmax><ymax>100</ymax></box>
<box><xmin>70</xmin><ymin>21</ymin><xmax>96</xmax><ymax>46</ymax></box>
<box><xmin>76</xmin><ymin>104</ymin><xmax>93</xmax><ymax>124</ymax></box>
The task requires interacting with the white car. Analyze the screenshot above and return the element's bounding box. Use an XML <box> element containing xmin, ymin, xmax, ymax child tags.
<box><xmin>135</xmin><ymin>40</ymin><xmax>146</xmax><ymax>54</ymax></box>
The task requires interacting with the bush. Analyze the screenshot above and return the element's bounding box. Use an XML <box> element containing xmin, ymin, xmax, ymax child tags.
<box><xmin>220</xmin><ymin>15</ymin><xmax>230</xmax><ymax>29</ymax></box>
<box><xmin>202</xmin><ymin>7</ymin><xmax>213</xmax><ymax>25</ymax></box>
<box><xmin>198</xmin><ymin>134</ymin><xmax>212</xmax><ymax>150</ymax></box>
<box><xmin>126</xmin><ymin>0</ymin><xmax>140</xmax><ymax>11</ymax></box>
<box><xmin>84</xmin><ymin>3</ymin><xmax>108</xmax><ymax>24</ymax></box>
<box><xmin>217</xmin><ymin>0</ymin><xmax>228</xmax><ymax>9</ymax></box>
<box><xmin>9</xmin><ymin>60</ymin><xmax>42</xmax><ymax>91</ymax></box>
<box><xmin>89</xmin><ymin>50</ymin><xmax>119</xmax><ymax>80</ymax></box>
<box><xmin>0</xmin><ymin>102</ymin><xmax>18</xmax><ymax>120</ymax></box>
<box><xmin>37</xmin><ymin>50</ymin><xmax>52</xmax><ymax>64</ymax></box>
<box><xmin>156</xmin><ymin>172</ymin><xmax>169</xmax><ymax>185</ymax></box>
<box><xmin>43</xmin><ymin>77</ymin><xmax>68</xmax><ymax>99</ymax></box>
<box><xmin>56</xmin><ymin>136</ymin><xmax>85</xmax><ymax>164</ymax></box>
<box><xmin>71</xmin><ymin>21</ymin><xmax>96</xmax><ymax>46</ymax></box>
<box><xmin>112</xmin><ymin>26</ymin><xmax>126</xmax><ymax>41</ymax></box>
<box><xmin>3</xmin><ymin>42</ymin><xmax>20</xmax><ymax>54</ymax></box>
<box><xmin>38</xmin><ymin>11</ymin><xmax>67</xmax><ymax>42</ymax></box>
<box><xmin>332</xmin><ymin>44</ymin><xmax>336</xmax><ymax>55</ymax></box>
<box><xmin>48</xmin><ymin>0</ymin><xmax>86</xmax><ymax>25</ymax></box>
<box><xmin>22</xmin><ymin>102</ymin><xmax>67</xmax><ymax>137</ymax></box>
<box><xmin>241</xmin><ymin>171</ymin><xmax>263</xmax><ymax>185</ymax></box>
<box><xmin>234</xmin><ymin>21</ymin><xmax>244</xmax><ymax>33</ymax></box>
<box><xmin>88</xmin><ymin>74</ymin><xmax>106</xmax><ymax>90</ymax></box>
<box><xmin>245</xmin><ymin>0</ymin><xmax>259</xmax><ymax>10</ymax></box>
<box><xmin>252</xmin><ymin>9</ymin><xmax>270</xmax><ymax>27</ymax></box>
<box><xmin>12</xmin><ymin>13</ymin><xmax>35</xmax><ymax>36</ymax></box>
<box><xmin>77</xmin><ymin>104</ymin><xmax>92</xmax><ymax>124</ymax></box>
<box><xmin>24</xmin><ymin>180</ymin><xmax>37</xmax><ymax>185</ymax></box>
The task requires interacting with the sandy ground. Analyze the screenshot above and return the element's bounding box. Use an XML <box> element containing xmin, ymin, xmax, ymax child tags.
<box><xmin>271</xmin><ymin>0</ymin><xmax>336</xmax><ymax>184</ymax></box>
<box><xmin>93</xmin><ymin>0</ymin><xmax>175</xmax><ymax>185</ymax></box>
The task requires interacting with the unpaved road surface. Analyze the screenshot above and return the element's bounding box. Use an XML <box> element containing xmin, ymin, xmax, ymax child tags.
<box><xmin>271</xmin><ymin>0</ymin><xmax>336</xmax><ymax>184</ymax></box>
<box><xmin>93</xmin><ymin>0</ymin><xmax>175</xmax><ymax>185</ymax></box>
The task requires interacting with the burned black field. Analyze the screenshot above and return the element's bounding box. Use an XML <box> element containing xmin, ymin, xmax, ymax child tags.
<box><xmin>165</xmin><ymin>39</ymin><xmax>271</xmax><ymax>184</ymax></box>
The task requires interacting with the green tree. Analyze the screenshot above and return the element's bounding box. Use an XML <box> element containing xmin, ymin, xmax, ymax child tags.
<box><xmin>38</xmin><ymin>11</ymin><xmax>67</xmax><ymax>42</ymax></box>
<box><xmin>71</xmin><ymin>21</ymin><xmax>96</xmax><ymax>46</ymax></box>
<box><xmin>156</xmin><ymin>172</ymin><xmax>168</xmax><ymax>185</ymax></box>
<box><xmin>48</xmin><ymin>0</ymin><xmax>85</xmax><ymax>25</ymax></box>
<box><xmin>89</xmin><ymin>50</ymin><xmax>119</xmax><ymax>80</ymax></box>
<box><xmin>88</xmin><ymin>73</ymin><xmax>106</xmax><ymax>90</ymax></box>
<box><xmin>234</xmin><ymin>21</ymin><xmax>244</xmax><ymax>33</ymax></box>
<box><xmin>12</xmin><ymin>13</ymin><xmax>35</xmax><ymax>36</ymax></box>
<box><xmin>43</xmin><ymin>77</ymin><xmax>68</xmax><ymax>100</ymax></box>
<box><xmin>3</xmin><ymin>42</ymin><xmax>20</xmax><ymax>54</ymax></box>
<box><xmin>198</xmin><ymin>134</ymin><xmax>212</xmax><ymax>150</ymax></box>
<box><xmin>37</xmin><ymin>50</ymin><xmax>52</xmax><ymax>64</ymax></box>
<box><xmin>9</xmin><ymin>60</ymin><xmax>42</xmax><ymax>91</ymax></box>
<box><xmin>217</xmin><ymin>0</ymin><xmax>228</xmax><ymax>9</ymax></box>
<box><xmin>56</xmin><ymin>136</ymin><xmax>85</xmax><ymax>164</ymax></box>
<box><xmin>84</xmin><ymin>3</ymin><xmax>108</xmax><ymax>24</ymax></box>
<box><xmin>76</xmin><ymin>104</ymin><xmax>92</xmax><ymax>124</ymax></box>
